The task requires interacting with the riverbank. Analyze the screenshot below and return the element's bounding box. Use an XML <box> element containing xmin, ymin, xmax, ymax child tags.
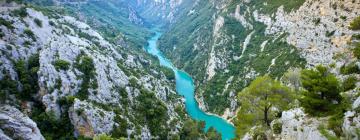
<box><xmin>143</xmin><ymin>30</ymin><xmax>235</xmax><ymax>140</ymax></box>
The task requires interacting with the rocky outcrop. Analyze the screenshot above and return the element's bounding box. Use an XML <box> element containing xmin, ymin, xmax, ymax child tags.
<box><xmin>0</xmin><ymin>105</ymin><xmax>45</xmax><ymax>140</ymax></box>
<box><xmin>278</xmin><ymin>108</ymin><xmax>327</xmax><ymax>140</ymax></box>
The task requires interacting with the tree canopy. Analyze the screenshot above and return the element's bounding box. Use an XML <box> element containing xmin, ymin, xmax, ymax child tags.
<box><xmin>300</xmin><ymin>65</ymin><xmax>342</xmax><ymax>116</ymax></box>
<box><xmin>236</xmin><ymin>75</ymin><xmax>293</xmax><ymax>138</ymax></box>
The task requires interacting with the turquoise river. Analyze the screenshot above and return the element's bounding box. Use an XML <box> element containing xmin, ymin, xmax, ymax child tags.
<box><xmin>144</xmin><ymin>31</ymin><xmax>235</xmax><ymax>140</ymax></box>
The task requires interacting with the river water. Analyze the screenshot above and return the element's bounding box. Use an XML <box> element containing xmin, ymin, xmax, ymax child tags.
<box><xmin>144</xmin><ymin>31</ymin><xmax>235</xmax><ymax>140</ymax></box>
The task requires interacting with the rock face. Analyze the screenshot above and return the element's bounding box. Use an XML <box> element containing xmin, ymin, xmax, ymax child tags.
<box><xmin>254</xmin><ymin>0</ymin><xmax>360</xmax><ymax>67</ymax></box>
<box><xmin>279</xmin><ymin>108</ymin><xmax>327</xmax><ymax>140</ymax></box>
<box><xmin>0</xmin><ymin>3</ymin><xmax>185</xmax><ymax>139</ymax></box>
<box><xmin>0</xmin><ymin>105</ymin><xmax>45</xmax><ymax>140</ymax></box>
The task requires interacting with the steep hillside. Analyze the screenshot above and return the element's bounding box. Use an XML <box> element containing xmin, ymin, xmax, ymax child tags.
<box><xmin>0</xmin><ymin>2</ymin><xmax>189</xmax><ymax>139</ymax></box>
<box><xmin>159</xmin><ymin>0</ymin><xmax>359</xmax><ymax>118</ymax></box>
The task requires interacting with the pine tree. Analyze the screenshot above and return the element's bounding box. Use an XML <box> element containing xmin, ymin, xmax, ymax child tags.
<box><xmin>300</xmin><ymin>65</ymin><xmax>342</xmax><ymax>116</ymax></box>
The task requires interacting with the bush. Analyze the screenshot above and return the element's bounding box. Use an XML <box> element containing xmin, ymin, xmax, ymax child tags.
<box><xmin>0</xmin><ymin>74</ymin><xmax>18</xmax><ymax>103</ymax></box>
<box><xmin>12</xmin><ymin>7</ymin><xmax>28</xmax><ymax>18</ymax></box>
<box><xmin>75</xmin><ymin>53</ymin><xmax>96</xmax><ymax>100</ymax></box>
<box><xmin>14</xmin><ymin>54</ymin><xmax>39</xmax><ymax>100</ymax></box>
<box><xmin>31</xmin><ymin>103</ymin><xmax>75</xmax><ymax>139</ymax></box>
<box><xmin>272</xmin><ymin>121</ymin><xmax>283</xmax><ymax>134</ymax></box>
<box><xmin>111</xmin><ymin>115</ymin><xmax>128</xmax><ymax>138</ymax></box>
<box><xmin>353</xmin><ymin>43</ymin><xmax>360</xmax><ymax>59</ymax></box>
<box><xmin>343</xmin><ymin>76</ymin><xmax>357</xmax><ymax>91</ymax></box>
<box><xmin>0</xmin><ymin>29</ymin><xmax>4</xmax><ymax>38</ymax></box>
<box><xmin>6</xmin><ymin>0</ymin><xmax>23</xmax><ymax>4</ymax></box>
<box><xmin>0</xmin><ymin>17</ymin><xmax>14</xmax><ymax>30</ymax></box>
<box><xmin>160</xmin><ymin>66</ymin><xmax>175</xmax><ymax>80</ymax></box>
<box><xmin>340</xmin><ymin>62</ymin><xmax>360</xmax><ymax>75</ymax></box>
<box><xmin>349</xmin><ymin>16</ymin><xmax>360</xmax><ymax>30</ymax></box>
<box><xmin>54</xmin><ymin>59</ymin><xmax>70</xmax><ymax>71</ymax></box>
<box><xmin>24</xmin><ymin>29</ymin><xmax>36</xmax><ymax>41</ymax></box>
<box><xmin>34</xmin><ymin>18</ymin><xmax>42</xmax><ymax>27</ymax></box>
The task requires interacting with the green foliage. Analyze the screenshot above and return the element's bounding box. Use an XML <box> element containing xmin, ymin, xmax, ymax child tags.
<box><xmin>318</xmin><ymin>125</ymin><xmax>338</xmax><ymax>140</ymax></box>
<box><xmin>205</xmin><ymin>127</ymin><xmax>222</xmax><ymax>140</ymax></box>
<box><xmin>179</xmin><ymin>119</ymin><xmax>206</xmax><ymax>140</ymax></box>
<box><xmin>54</xmin><ymin>59</ymin><xmax>71</xmax><ymax>71</ymax></box>
<box><xmin>352</xmin><ymin>34</ymin><xmax>360</xmax><ymax>40</ymax></box>
<box><xmin>57</xmin><ymin>96</ymin><xmax>75</xmax><ymax>107</ymax></box>
<box><xmin>251</xmin><ymin>126</ymin><xmax>267</xmax><ymax>140</ymax></box>
<box><xmin>12</xmin><ymin>7</ymin><xmax>28</xmax><ymax>18</ymax></box>
<box><xmin>14</xmin><ymin>54</ymin><xmax>40</xmax><ymax>100</ymax></box>
<box><xmin>325</xmin><ymin>30</ymin><xmax>335</xmax><ymax>37</ymax></box>
<box><xmin>0</xmin><ymin>29</ymin><xmax>4</xmax><ymax>38</ymax></box>
<box><xmin>24</xmin><ymin>28</ymin><xmax>36</xmax><ymax>41</ymax></box>
<box><xmin>272</xmin><ymin>121</ymin><xmax>282</xmax><ymax>134</ymax></box>
<box><xmin>31</xmin><ymin>102</ymin><xmax>75</xmax><ymax>139</ymax></box>
<box><xmin>300</xmin><ymin>65</ymin><xmax>342</xmax><ymax>116</ymax></box>
<box><xmin>111</xmin><ymin>115</ymin><xmax>128</xmax><ymax>138</ymax></box>
<box><xmin>340</xmin><ymin>62</ymin><xmax>360</xmax><ymax>75</ymax></box>
<box><xmin>129</xmin><ymin>77</ymin><xmax>138</xmax><ymax>88</ymax></box>
<box><xmin>248</xmin><ymin>0</ymin><xmax>306</xmax><ymax>14</ymax></box>
<box><xmin>34</xmin><ymin>18</ymin><xmax>43</xmax><ymax>27</ymax></box>
<box><xmin>236</xmin><ymin>76</ymin><xmax>293</xmax><ymax>138</ymax></box>
<box><xmin>93</xmin><ymin>134</ymin><xmax>113</xmax><ymax>140</ymax></box>
<box><xmin>349</xmin><ymin>16</ymin><xmax>360</xmax><ymax>30</ymax></box>
<box><xmin>6</xmin><ymin>0</ymin><xmax>24</xmax><ymax>4</ymax></box>
<box><xmin>65</xmin><ymin>1</ymin><xmax>152</xmax><ymax>47</ymax></box>
<box><xmin>160</xmin><ymin>66</ymin><xmax>175</xmax><ymax>80</ymax></box>
<box><xmin>342</xmin><ymin>76</ymin><xmax>357</xmax><ymax>91</ymax></box>
<box><xmin>313</xmin><ymin>18</ymin><xmax>321</xmax><ymax>25</ymax></box>
<box><xmin>352</xmin><ymin>43</ymin><xmax>360</xmax><ymax>59</ymax></box>
<box><xmin>0</xmin><ymin>17</ymin><xmax>14</xmax><ymax>30</ymax></box>
<box><xmin>0</xmin><ymin>74</ymin><xmax>18</xmax><ymax>103</ymax></box>
<box><xmin>135</xmin><ymin>88</ymin><xmax>169</xmax><ymax>138</ymax></box>
<box><xmin>75</xmin><ymin>52</ymin><xmax>97</xmax><ymax>100</ymax></box>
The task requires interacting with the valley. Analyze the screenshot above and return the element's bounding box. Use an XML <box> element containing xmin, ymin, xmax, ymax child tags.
<box><xmin>0</xmin><ymin>0</ymin><xmax>360</xmax><ymax>140</ymax></box>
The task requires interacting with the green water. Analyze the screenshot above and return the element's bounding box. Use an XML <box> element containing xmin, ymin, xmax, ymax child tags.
<box><xmin>144</xmin><ymin>31</ymin><xmax>235</xmax><ymax>140</ymax></box>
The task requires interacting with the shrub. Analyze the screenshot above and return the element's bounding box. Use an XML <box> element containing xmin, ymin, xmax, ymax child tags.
<box><xmin>14</xmin><ymin>54</ymin><xmax>39</xmax><ymax>100</ymax></box>
<box><xmin>54</xmin><ymin>59</ymin><xmax>70</xmax><ymax>71</ymax></box>
<box><xmin>313</xmin><ymin>18</ymin><xmax>321</xmax><ymax>25</ymax></box>
<box><xmin>24</xmin><ymin>29</ymin><xmax>36</xmax><ymax>41</ymax></box>
<box><xmin>343</xmin><ymin>76</ymin><xmax>357</xmax><ymax>91</ymax></box>
<box><xmin>272</xmin><ymin>121</ymin><xmax>283</xmax><ymax>134</ymax></box>
<box><xmin>340</xmin><ymin>62</ymin><xmax>360</xmax><ymax>75</ymax></box>
<box><xmin>353</xmin><ymin>43</ymin><xmax>360</xmax><ymax>59</ymax></box>
<box><xmin>0</xmin><ymin>74</ymin><xmax>18</xmax><ymax>103</ymax></box>
<box><xmin>0</xmin><ymin>17</ymin><xmax>14</xmax><ymax>30</ymax></box>
<box><xmin>93</xmin><ymin>134</ymin><xmax>111</xmax><ymax>140</ymax></box>
<box><xmin>111</xmin><ymin>115</ymin><xmax>128</xmax><ymax>138</ymax></box>
<box><xmin>6</xmin><ymin>0</ymin><xmax>23</xmax><ymax>4</ymax></box>
<box><xmin>12</xmin><ymin>7</ymin><xmax>28</xmax><ymax>18</ymax></box>
<box><xmin>75</xmin><ymin>53</ymin><xmax>96</xmax><ymax>100</ymax></box>
<box><xmin>31</xmin><ymin>103</ymin><xmax>75</xmax><ymax>139</ymax></box>
<box><xmin>349</xmin><ymin>16</ymin><xmax>360</xmax><ymax>30</ymax></box>
<box><xmin>328</xmin><ymin>112</ymin><xmax>345</xmax><ymax>137</ymax></box>
<box><xmin>325</xmin><ymin>30</ymin><xmax>335</xmax><ymax>37</ymax></box>
<box><xmin>160</xmin><ymin>66</ymin><xmax>175</xmax><ymax>80</ymax></box>
<box><xmin>0</xmin><ymin>29</ymin><xmax>4</xmax><ymax>38</ymax></box>
<box><xmin>34</xmin><ymin>18</ymin><xmax>42</xmax><ymax>27</ymax></box>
